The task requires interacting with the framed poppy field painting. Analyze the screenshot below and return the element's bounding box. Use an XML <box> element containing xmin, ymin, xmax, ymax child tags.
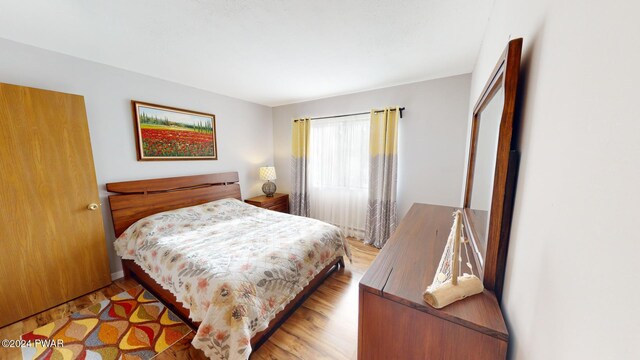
<box><xmin>132</xmin><ymin>101</ymin><xmax>217</xmax><ymax>160</ymax></box>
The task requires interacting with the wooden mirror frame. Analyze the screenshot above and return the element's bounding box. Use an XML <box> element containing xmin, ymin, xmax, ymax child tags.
<box><xmin>463</xmin><ymin>38</ymin><xmax>522</xmax><ymax>299</ymax></box>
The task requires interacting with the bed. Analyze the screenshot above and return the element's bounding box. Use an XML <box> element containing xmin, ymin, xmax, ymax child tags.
<box><xmin>106</xmin><ymin>172</ymin><xmax>349</xmax><ymax>359</ymax></box>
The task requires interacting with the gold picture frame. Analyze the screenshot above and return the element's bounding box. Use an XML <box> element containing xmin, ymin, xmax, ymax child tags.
<box><xmin>132</xmin><ymin>100</ymin><xmax>217</xmax><ymax>161</ymax></box>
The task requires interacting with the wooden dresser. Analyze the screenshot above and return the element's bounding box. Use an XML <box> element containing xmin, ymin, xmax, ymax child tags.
<box><xmin>244</xmin><ymin>193</ymin><xmax>289</xmax><ymax>213</ymax></box>
<box><xmin>358</xmin><ymin>203</ymin><xmax>508</xmax><ymax>359</ymax></box>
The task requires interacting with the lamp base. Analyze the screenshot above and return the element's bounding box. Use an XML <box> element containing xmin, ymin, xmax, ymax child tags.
<box><xmin>262</xmin><ymin>180</ymin><xmax>276</xmax><ymax>197</ymax></box>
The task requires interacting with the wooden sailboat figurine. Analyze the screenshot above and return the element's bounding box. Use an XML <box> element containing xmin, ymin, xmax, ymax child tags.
<box><xmin>423</xmin><ymin>210</ymin><xmax>484</xmax><ymax>309</ymax></box>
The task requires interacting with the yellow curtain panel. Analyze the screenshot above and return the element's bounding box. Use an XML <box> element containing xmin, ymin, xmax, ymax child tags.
<box><xmin>369</xmin><ymin>109</ymin><xmax>399</xmax><ymax>157</ymax></box>
<box><xmin>291</xmin><ymin>118</ymin><xmax>311</xmax><ymax>216</ymax></box>
<box><xmin>365</xmin><ymin>107</ymin><xmax>399</xmax><ymax>248</ymax></box>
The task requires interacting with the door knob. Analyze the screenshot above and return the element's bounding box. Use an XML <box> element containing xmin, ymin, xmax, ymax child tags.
<box><xmin>87</xmin><ymin>203</ymin><xmax>99</xmax><ymax>211</ymax></box>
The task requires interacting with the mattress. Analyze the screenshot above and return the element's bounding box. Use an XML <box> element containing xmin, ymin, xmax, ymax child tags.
<box><xmin>115</xmin><ymin>198</ymin><xmax>350</xmax><ymax>359</ymax></box>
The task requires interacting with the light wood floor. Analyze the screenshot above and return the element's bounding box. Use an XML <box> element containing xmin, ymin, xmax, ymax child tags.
<box><xmin>0</xmin><ymin>238</ymin><xmax>378</xmax><ymax>360</ymax></box>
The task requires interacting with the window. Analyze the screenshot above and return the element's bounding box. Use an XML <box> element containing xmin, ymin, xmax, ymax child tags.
<box><xmin>308</xmin><ymin>114</ymin><xmax>370</xmax><ymax>238</ymax></box>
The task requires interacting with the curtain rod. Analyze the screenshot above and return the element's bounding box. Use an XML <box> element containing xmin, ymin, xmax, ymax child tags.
<box><xmin>293</xmin><ymin>107</ymin><xmax>405</xmax><ymax>122</ymax></box>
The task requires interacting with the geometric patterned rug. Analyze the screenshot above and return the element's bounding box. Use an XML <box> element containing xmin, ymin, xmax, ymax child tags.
<box><xmin>21</xmin><ymin>286</ymin><xmax>192</xmax><ymax>360</ymax></box>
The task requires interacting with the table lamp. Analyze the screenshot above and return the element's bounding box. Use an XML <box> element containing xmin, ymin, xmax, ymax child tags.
<box><xmin>259</xmin><ymin>166</ymin><xmax>277</xmax><ymax>197</ymax></box>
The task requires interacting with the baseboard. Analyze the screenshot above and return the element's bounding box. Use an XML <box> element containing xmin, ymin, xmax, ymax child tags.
<box><xmin>111</xmin><ymin>270</ymin><xmax>124</xmax><ymax>281</ymax></box>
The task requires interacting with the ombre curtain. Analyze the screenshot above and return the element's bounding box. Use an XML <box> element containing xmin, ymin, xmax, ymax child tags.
<box><xmin>291</xmin><ymin>118</ymin><xmax>311</xmax><ymax>216</ymax></box>
<box><xmin>365</xmin><ymin>108</ymin><xmax>399</xmax><ymax>248</ymax></box>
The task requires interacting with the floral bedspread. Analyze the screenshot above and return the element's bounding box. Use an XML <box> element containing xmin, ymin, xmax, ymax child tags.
<box><xmin>114</xmin><ymin>198</ymin><xmax>350</xmax><ymax>359</ymax></box>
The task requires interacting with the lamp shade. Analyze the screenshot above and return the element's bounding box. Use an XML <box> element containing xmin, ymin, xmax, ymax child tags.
<box><xmin>259</xmin><ymin>166</ymin><xmax>277</xmax><ymax>181</ymax></box>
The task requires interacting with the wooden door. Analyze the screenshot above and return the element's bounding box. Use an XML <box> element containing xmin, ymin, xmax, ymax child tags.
<box><xmin>0</xmin><ymin>83</ymin><xmax>110</xmax><ymax>326</ymax></box>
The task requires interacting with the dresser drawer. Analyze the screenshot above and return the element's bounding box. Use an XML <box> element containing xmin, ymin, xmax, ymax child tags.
<box><xmin>359</xmin><ymin>290</ymin><xmax>507</xmax><ymax>359</ymax></box>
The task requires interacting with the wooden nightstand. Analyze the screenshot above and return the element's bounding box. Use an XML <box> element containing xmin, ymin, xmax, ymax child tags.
<box><xmin>244</xmin><ymin>193</ymin><xmax>289</xmax><ymax>213</ymax></box>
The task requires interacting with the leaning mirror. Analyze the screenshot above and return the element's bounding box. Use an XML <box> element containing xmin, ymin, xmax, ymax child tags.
<box><xmin>468</xmin><ymin>87</ymin><xmax>504</xmax><ymax>264</ymax></box>
<box><xmin>463</xmin><ymin>38</ymin><xmax>522</xmax><ymax>299</ymax></box>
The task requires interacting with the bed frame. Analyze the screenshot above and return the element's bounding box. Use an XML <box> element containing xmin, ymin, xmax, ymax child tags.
<box><xmin>106</xmin><ymin>172</ymin><xmax>344</xmax><ymax>350</ymax></box>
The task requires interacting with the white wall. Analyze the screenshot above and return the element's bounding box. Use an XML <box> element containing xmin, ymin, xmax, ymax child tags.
<box><xmin>0</xmin><ymin>38</ymin><xmax>273</xmax><ymax>277</ymax></box>
<box><xmin>468</xmin><ymin>0</ymin><xmax>640</xmax><ymax>358</ymax></box>
<box><xmin>272</xmin><ymin>75</ymin><xmax>471</xmax><ymax>220</ymax></box>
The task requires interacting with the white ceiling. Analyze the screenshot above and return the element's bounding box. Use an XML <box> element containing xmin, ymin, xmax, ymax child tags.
<box><xmin>0</xmin><ymin>0</ymin><xmax>493</xmax><ymax>106</ymax></box>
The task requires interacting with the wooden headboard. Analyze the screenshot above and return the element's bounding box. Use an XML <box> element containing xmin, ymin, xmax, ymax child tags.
<box><xmin>106</xmin><ymin>172</ymin><xmax>241</xmax><ymax>237</ymax></box>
